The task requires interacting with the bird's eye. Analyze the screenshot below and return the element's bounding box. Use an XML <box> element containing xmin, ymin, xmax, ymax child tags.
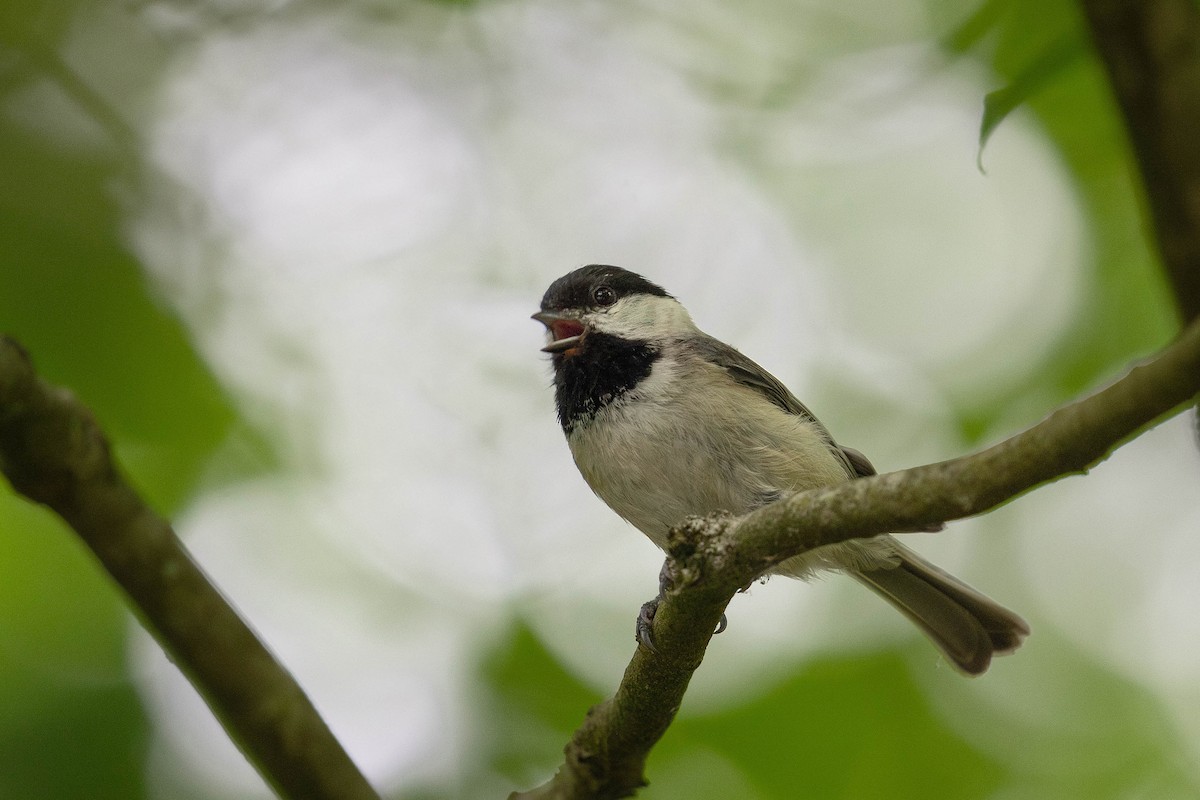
<box><xmin>593</xmin><ymin>285</ymin><xmax>617</xmax><ymax>306</ymax></box>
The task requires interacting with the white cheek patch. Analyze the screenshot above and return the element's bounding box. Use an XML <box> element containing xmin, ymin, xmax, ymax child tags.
<box><xmin>590</xmin><ymin>294</ymin><xmax>696</xmax><ymax>340</ymax></box>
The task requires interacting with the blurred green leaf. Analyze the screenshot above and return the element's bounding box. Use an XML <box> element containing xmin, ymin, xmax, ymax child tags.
<box><xmin>987</xmin><ymin>1</ymin><xmax>1177</xmax><ymax>384</ymax></box>
<box><xmin>0</xmin><ymin>665</ymin><xmax>147</xmax><ymax>800</ymax></box>
<box><xmin>0</xmin><ymin>1</ymin><xmax>86</xmax><ymax>50</ymax></box>
<box><xmin>479</xmin><ymin>622</ymin><xmax>603</xmax><ymax>787</ymax></box>
<box><xmin>943</xmin><ymin>0</ymin><xmax>1006</xmax><ymax>54</ymax></box>
<box><xmin>0</xmin><ymin>125</ymin><xmax>235</xmax><ymax>511</ymax></box>
<box><xmin>661</xmin><ymin>651</ymin><xmax>1003</xmax><ymax>800</ymax></box>
<box><xmin>0</xmin><ymin>497</ymin><xmax>129</xmax><ymax>676</ymax></box>
<box><xmin>935</xmin><ymin>635</ymin><xmax>1200</xmax><ymax>799</ymax></box>
<box><xmin>1</xmin><ymin>501</ymin><xmax>147</xmax><ymax>800</ymax></box>
<box><xmin>2</xmin><ymin>7</ymin><xmax>236</xmax><ymax>795</ymax></box>
<box><xmin>938</xmin><ymin>0</ymin><xmax>1177</xmax><ymax>443</ymax></box>
<box><xmin>478</xmin><ymin>630</ymin><xmax>1002</xmax><ymax>799</ymax></box>
<box><xmin>978</xmin><ymin>34</ymin><xmax>1085</xmax><ymax>167</ymax></box>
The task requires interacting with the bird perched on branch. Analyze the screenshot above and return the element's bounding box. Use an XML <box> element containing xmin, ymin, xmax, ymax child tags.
<box><xmin>534</xmin><ymin>264</ymin><xmax>1028</xmax><ymax>675</ymax></box>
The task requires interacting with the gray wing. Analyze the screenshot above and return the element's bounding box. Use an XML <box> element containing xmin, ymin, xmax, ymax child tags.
<box><xmin>687</xmin><ymin>334</ymin><xmax>875</xmax><ymax>479</ymax></box>
<box><xmin>838</xmin><ymin>446</ymin><xmax>877</xmax><ymax>478</ymax></box>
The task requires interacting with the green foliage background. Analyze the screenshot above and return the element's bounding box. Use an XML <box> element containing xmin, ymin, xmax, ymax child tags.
<box><xmin>0</xmin><ymin>1</ymin><xmax>1193</xmax><ymax>798</ymax></box>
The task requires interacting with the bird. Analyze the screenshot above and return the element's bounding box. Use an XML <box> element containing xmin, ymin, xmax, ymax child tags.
<box><xmin>533</xmin><ymin>264</ymin><xmax>1028</xmax><ymax>675</ymax></box>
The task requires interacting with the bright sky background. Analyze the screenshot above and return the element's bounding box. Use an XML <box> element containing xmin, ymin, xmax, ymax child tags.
<box><xmin>35</xmin><ymin>1</ymin><xmax>1197</xmax><ymax>796</ymax></box>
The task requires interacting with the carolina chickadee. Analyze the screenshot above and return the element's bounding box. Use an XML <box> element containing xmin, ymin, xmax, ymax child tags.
<box><xmin>534</xmin><ymin>264</ymin><xmax>1028</xmax><ymax>675</ymax></box>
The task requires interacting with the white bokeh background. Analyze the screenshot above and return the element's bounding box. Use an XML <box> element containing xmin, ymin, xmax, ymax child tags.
<box><xmin>37</xmin><ymin>0</ymin><xmax>1192</xmax><ymax>796</ymax></box>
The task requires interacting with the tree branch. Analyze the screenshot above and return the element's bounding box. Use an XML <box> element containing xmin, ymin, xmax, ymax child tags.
<box><xmin>513</xmin><ymin>318</ymin><xmax>1200</xmax><ymax>800</ymax></box>
<box><xmin>0</xmin><ymin>337</ymin><xmax>381</xmax><ymax>800</ymax></box>
<box><xmin>1081</xmin><ymin>0</ymin><xmax>1200</xmax><ymax>323</ymax></box>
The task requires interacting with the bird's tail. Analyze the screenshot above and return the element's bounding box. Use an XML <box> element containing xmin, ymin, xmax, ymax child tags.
<box><xmin>853</xmin><ymin>543</ymin><xmax>1029</xmax><ymax>675</ymax></box>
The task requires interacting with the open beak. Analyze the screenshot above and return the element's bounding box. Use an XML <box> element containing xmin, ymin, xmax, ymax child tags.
<box><xmin>532</xmin><ymin>310</ymin><xmax>586</xmax><ymax>353</ymax></box>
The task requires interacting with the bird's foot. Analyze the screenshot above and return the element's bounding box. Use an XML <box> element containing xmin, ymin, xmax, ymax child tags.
<box><xmin>636</xmin><ymin>558</ymin><xmax>729</xmax><ymax>652</ymax></box>
<box><xmin>636</xmin><ymin>599</ymin><xmax>660</xmax><ymax>653</ymax></box>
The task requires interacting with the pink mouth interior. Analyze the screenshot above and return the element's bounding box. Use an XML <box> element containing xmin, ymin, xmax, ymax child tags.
<box><xmin>551</xmin><ymin>320</ymin><xmax>585</xmax><ymax>341</ymax></box>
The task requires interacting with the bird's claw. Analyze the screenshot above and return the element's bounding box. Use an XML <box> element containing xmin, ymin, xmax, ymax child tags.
<box><xmin>657</xmin><ymin>560</ymin><xmax>676</xmax><ymax>595</ymax></box>
<box><xmin>638</xmin><ymin>602</ymin><xmax>727</xmax><ymax>652</ymax></box>
<box><xmin>638</xmin><ymin>559</ymin><xmax>729</xmax><ymax>651</ymax></box>
<box><xmin>637</xmin><ymin>599</ymin><xmax>660</xmax><ymax>653</ymax></box>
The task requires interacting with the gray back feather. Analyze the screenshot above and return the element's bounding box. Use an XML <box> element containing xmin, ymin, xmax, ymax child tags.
<box><xmin>686</xmin><ymin>334</ymin><xmax>875</xmax><ymax>479</ymax></box>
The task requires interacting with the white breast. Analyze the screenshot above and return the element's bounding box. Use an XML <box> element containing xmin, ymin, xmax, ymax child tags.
<box><xmin>567</xmin><ymin>354</ymin><xmax>851</xmax><ymax>551</ymax></box>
